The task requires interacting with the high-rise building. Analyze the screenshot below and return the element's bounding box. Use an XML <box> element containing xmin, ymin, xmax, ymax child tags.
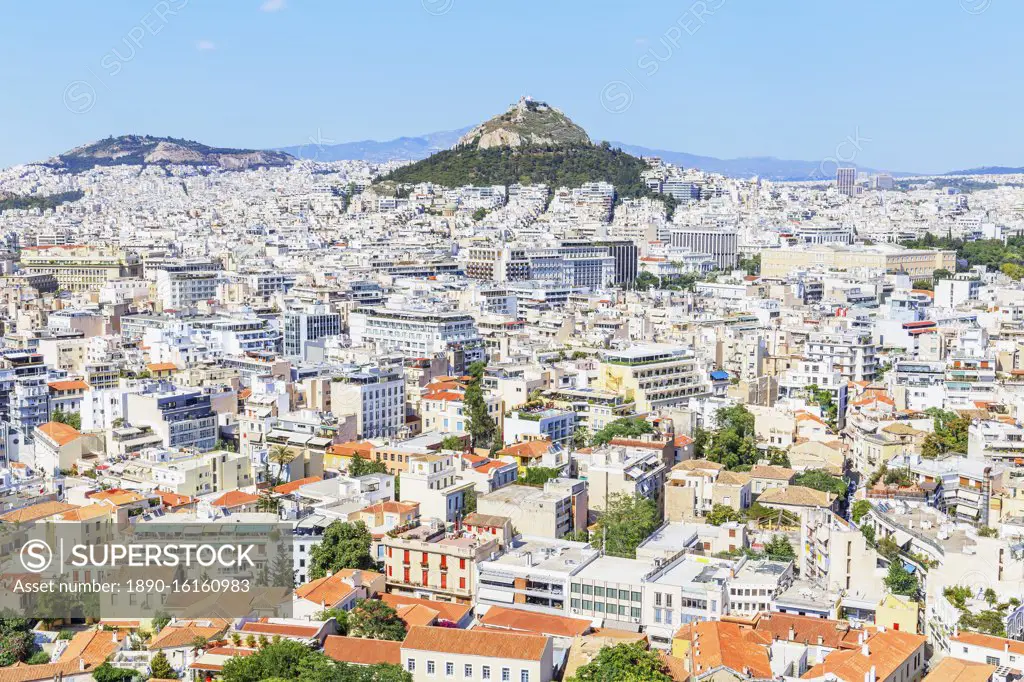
<box><xmin>282</xmin><ymin>308</ymin><xmax>341</xmax><ymax>359</ymax></box>
<box><xmin>836</xmin><ymin>167</ymin><xmax>857</xmax><ymax>196</ymax></box>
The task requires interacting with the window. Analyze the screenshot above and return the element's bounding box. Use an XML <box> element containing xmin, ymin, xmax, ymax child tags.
<box><xmin>595</xmin><ymin>602</ymin><xmax>604</xmax><ymax>612</ymax></box>
<box><xmin>582</xmin><ymin>600</ymin><xmax>592</xmax><ymax>610</ymax></box>
<box><xmin>986</xmin><ymin>657</ymin><xmax>1000</xmax><ymax>666</ymax></box>
<box><xmin>666</xmin><ymin>594</ymin><xmax>673</xmax><ymax>608</ymax></box>
<box><xmin>571</xmin><ymin>598</ymin><xmax>580</xmax><ymax>608</ymax></box>
<box><xmin>582</xmin><ymin>584</ymin><xmax>593</xmax><ymax>595</ymax></box>
<box><xmin>619</xmin><ymin>605</ymin><xmax>627</xmax><ymax>616</ymax></box>
<box><xmin>502</xmin><ymin>668</ymin><xmax>511</xmax><ymax>682</ymax></box>
<box><xmin>571</xmin><ymin>584</ymin><xmax>580</xmax><ymax>593</ymax></box>
<box><xmin>427</xmin><ymin>660</ymin><xmax>435</xmax><ymax>675</ymax></box>
<box><xmin>631</xmin><ymin>607</ymin><xmax>641</xmax><ymax>618</ymax></box>
<box><xmin>632</xmin><ymin>591</ymin><xmax>642</xmax><ymax>602</ymax></box>
<box><xmin>656</xmin><ymin>593</ymin><xmax>662</xmax><ymax>606</ymax></box>
<box><xmin>407</xmin><ymin>659</ymin><xmax>416</xmax><ymax>672</ymax></box>
<box><xmin>594</xmin><ymin>586</ymin><xmax>605</xmax><ymax>597</ymax></box>
<box><xmin>465</xmin><ymin>665</ymin><xmax>473</xmax><ymax>677</ymax></box>
<box><xmin>483</xmin><ymin>666</ymin><xmax>491</xmax><ymax>680</ymax></box>
<box><xmin>446</xmin><ymin>662</ymin><xmax>454</xmax><ymax>677</ymax></box>
<box><xmin>521</xmin><ymin>671</ymin><xmax>530</xmax><ymax>682</ymax></box>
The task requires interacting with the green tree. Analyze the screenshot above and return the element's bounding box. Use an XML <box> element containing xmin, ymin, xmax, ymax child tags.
<box><xmin>707</xmin><ymin>504</ymin><xmax>743</xmax><ymax>526</ymax></box>
<box><xmin>348</xmin><ymin>457</ymin><xmax>388</xmax><ymax>478</ymax></box>
<box><xmin>764</xmin><ymin>535</ymin><xmax>796</xmax><ymax>562</ymax></box>
<box><xmin>793</xmin><ymin>469</ymin><xmax>848</xmax><ymax>503</ymax></box>
<box><xmin>91</xmin><ymin>663</ymin><xmax>141</xmax><ymax>682</ymax></box>
<box><xmin>921</xmin><ymin>408</ymin><xmax>969</xmax><ymax>458</ymax></box>
<box><xmin>347</xmin><ymin>599</ymin><xmax>407</xmax><ymax>641</ymax></box>
<box><xmin>593</xmin><ymin>493</ymin><xmax>659</xmax><ymax>559</ymax></box>
<box><xmin>912</xmin><ymin>279</ymin><xmax>934</xmax><ymax>291</ymax></box>
<box><xmin>520</xmin><ymin>466</ymin><xmax>562</xmax><ymax>487</ymax></box>
<box><xmin>149</xmin><ymin>651</ymin><xmax>177</xmax><ymax>679</ymax></box>
<box><xmin>884</xmin><ymin>561</ymin><xmax>919</xmax><ymax>597</ymax></box>
<box><xmin>569</xmin><ymin>642</ymin><xmax>672</xmax><ymax>682</ymax></box>
<box><xmin>466</xmin><ymin>361</ymin><xmax>487</xmax><ymax>381</ymax></box>
<box><xmin>471</xmin><ymin>207</ymin><xmax>488</xmax><ymax>221</ymax></box>
<box><xmin>463</xmin><ymin>487</ymin><xmax>477</xmax><ymax>514</ymax></box>
<box><xmin>464</xmin><ymin>380</ymin><xmax>496</xmax><ymax>449</ymax></box>
<box><xmin>591</xmin><ymin>417</ymin><xmax>654</xmax><ymax>446</ymax></box>
<box><xmin>0</xmin><ymin>630</ymin><xmax>37</xmax><ymax>667</ymax></box>
<box><xmin>50</xmin><ymin>408</ymin><xmax>82</xmax><ymax>430</ymax></box>
<box><xmin>439</xmin><ymin>435</ymin><xmax>465</xmax><ymax>452</ymax></box>
<box><xmin>565</xmin><ymin>529</ymin><xmax>590</xmax><ymax>543</ymax></box>
<box><xmin>315</xmin><ymin>608</ymin><xmax>349</xmax><ymax>635</ymax></box>
<box><xmin>851</xmin><ymin>500</ymin><xmax>872</xmax><ymax>524</ymax></box>
<box><xmin>571</xmin><ymin>425</ymin><xmax>590</xmax><ymax>451</ymax></box>
<box><xmin>1002</xmin><ymin>262</ymin><xmax>1024</xmax><ymax>281</ymax></box>
<box><xmin>308</xmin><ymin>521</ymin><xmax>374</xmax><ymax>579</ymax></box>
<box><xmin>268</xmin><ymin>445</ymin><xmax>296</xmax><ymax>486</ymax></box>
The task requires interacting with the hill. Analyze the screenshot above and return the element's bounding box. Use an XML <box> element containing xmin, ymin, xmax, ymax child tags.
<box><xmin>45</xmin><ymin>135</ymin><xmax>293</xmax><ymax>173</ymax></box>
<box><xmin>943</xmin><ymin>166</ymin><xmax>1024</xmax><ymax>176</ymax></box>
<box><xmin>275</xmin><ymin>127</ymin><xmax>472</xmax><ymax>163</ymax></box>
<box><xmin>381</xmin><ymin>98</ymin><xmax>652</xmax><ymax>195</ymax></box>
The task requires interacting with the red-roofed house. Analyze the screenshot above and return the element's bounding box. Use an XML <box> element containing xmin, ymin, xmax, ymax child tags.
<box><xmin>34</xmin><ymin>421</ymin><xmax>103</xmax><ymax>476</ymax></box>
<box><xmin>209</xmin><ymin>490</ymin><xmax>260</xmax><ymax>512</ymax></box>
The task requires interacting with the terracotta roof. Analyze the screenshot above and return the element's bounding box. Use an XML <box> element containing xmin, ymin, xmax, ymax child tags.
<box><xmin>751</xmin><ymin>613</ymin><xmax>851</xmax><ymax>648</ymax></box>
<box><xmin>675</xmin><ymin>434</ymin><xmax>695</xmax><ymax>447</ymax></box>
<box><xmin>757</xmin><ymin>485</ymin><xmax>834</xmax><ymax>508</ymax></box>
<box><xmin>749</xmin><ymin>464</ymin><xmax>796</xmax><ymax>481</ymax></box>
<box><xmin>327</xmin><ymin>441</ymin><xmax>375</xmax><ymax>458</ymax></box>
<box><xmin>716</xmin><ymin>471</ymin><xmax>752</xmax><ymax>486</ymax></box>
<box><xmin>381</xmin><ymin>594</ymin><xmax>471</xmax><ymax>625</ymax></box>
<box><xmin>148</xmin><ymin>623</ymin><xmax>227</xmax><ymax>650</ymax></box>
<box><xmin>0</xmin><ymin>501</ymin><xmax>79</xmax><ymax>523</ymax></box>
<box><xmin>659</xmin><ymin>652</ymin><xmax>690</xmax><ymax>682</ymax></box>
<box><xmin>357</xmin><ymin>500</ymin><xmax>420</xmax><ymax>516</ymax></box>
<box><xmin>463</xmin><ymin>513</ymin><xmax>509</xmax><ymax>528</ymax></box>
<box><xmin>323</xmin><ymin>636</ymin><xmax>401</xmax><ymax>666</ymax></box>
<box><xmin>57</xmin><ymin>629</ymin><xmax>124</xmax><ymax>664</ymax></box>
<box><xmin>395</xmin><ymin>604</ymin><xmax>440</xmax><ymax>627</ymax></box>
<box><xmin>673</xmin><ymin>621</ymin><xmax>772</xmax><ymax>678</ymax></box>
<box><xmin>36</xmin><ymin>421</ymin><xmax>82</xmax><ymax>446</ymax></box>
<box><xmin>210</xmin><ymin>490</ymin><xmax>260</xmax><ymax>507</ymax></box>
<box><xmin>61</xmin><ymin>504</ymin><xmax>111</xmax><ymax>521</ymax></box>
<box><xmin>423</xmin><ymin>390</ymin><xmax>465</xmax><ymax>402</ymax></box>
<box><xmin>89</xmin><ymin>488</ymin><xmax>146</xmax><ymax>506</ymax></box>
<box><xmin>273</xmin><ymin>476</ymin><xmax>323</xmax><ymax>495</ymax></box>
<box><xmin>478</xmin><ymin>606</ymin><xmax>591</xmax><ymax>638</ymax></box>
<box><xmin>47</xmin><ymin>380</ymin><xmax>88</xmax><ymax>392</ymax></box>
<box><xmin>147</xmin><ymin>362</ymin><xmax>179</xmax><ymax>372</ymax></box>
<box><xmin>238</xmin><ymin>622</ymin><xmax>320</xmax><ymax>638</ymax></box>
<box><xmin>499</xmin><ymin>440</ymin><xmax>552</xmax><ymax>459</ymax></box>
<box><xmin>401</xmin><ymin>625</ymin><xmax>549</xmax><ymax>661</ymax></box>
<box><xmin>802</xmin><ymin>630</ymin><xmax>925</xmax><ymax>681</ymax></box>
<box><xmin>951</xmin><ymin>631</ymin><xmax>1024</xmax><ymax>656</ymax></box>
<box><xmin>923</xmin><ymin>658</ymin><xmax>997</xmax><ymax>682</ymax></box>
<box><xmin>157</xmin><ymin>490</ymin><xmax>194</xmax><ymax>508</ymax></box>
<box><xmin>673</xmin><ymin>459</ymin><xmax>725</xmax><ymax>472</ymax></box>
<box><xmin>295</xmin><ymin>569</ymin><xmax>382</xmax><ymax>606</ymax></box>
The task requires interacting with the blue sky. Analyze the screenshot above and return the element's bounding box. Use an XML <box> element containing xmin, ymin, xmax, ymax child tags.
<box><xmin>0</xmin><ymin>1</ymin><xmax>1019</xmax><ymax>172</ymax></box>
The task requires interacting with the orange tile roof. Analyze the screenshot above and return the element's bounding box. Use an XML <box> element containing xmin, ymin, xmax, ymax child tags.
<box><xmin>273</xmin><ymin>476</ymin><xmax>323</xmax><ymax>495</ymax></box>
<box><xmin>951</xmin><ymin>631</ymin><xmax>1024</xmax><ymax>656</ymax></box>
<box><xmin>381</xmin><ymin>594</ymin><xmax>471</xmax><ymax>625</ymax></box>
<box><xmin>327</xmin><ymin>441</ymin><xmax>375</xmax><ymax>458</ymax></box>
<box><xmin>157</xmin><ymin>490</ymin><xmax>194</xmax><ymax>508</ymax></box>
<box><xmin>357</xmin><ymin>500</ymin><xmax>420</xmax><ymax>516</ymax></box>
<box><xmin>88</xmin><ymin>488</ymin><xmax>146</xmax><ymax>506</ymax></box>
<box><xmin>673</xmin><ymin>621</ymin><xmax>772</xmax><ymax>678</ymax></box>
<box><xmin>402</xmin><ymin>625</ymin><xmax>549</xmax><ymax>661</ymax></box>
<box><xmin>57</xmin><ymin>629</ymin><xmax>124</xmax><ymax>664</ymax></box>
<box><xmin>0</xmin><ymin>501</ymin><xmax>79</xmax><ymax>523</ymax></box>
<box><xmin>923</xmin><ymin>658</ymin><xmax>997</xmax><ymax>682</ymax></box>
<box><xmin>751</xmin><ymin>613</ymin><xmax>851</xmax><ymax>648</ymax></box>
<box><xmin>802</xmin><ymin>630</ymin><xmax>925</xmax><ymax>681</ymax></box>
<box><xmin>210</xmin><ymin>490</ymin><xmax>260</xmax><ymax>507</ymax></box>
<box><xmin>295</xmin><ymin>569</ymin><xmax>382</xmax><ymax>607</ymax></box>
<box><xmin>395</xmin><ymin>604</ymin><xmax>440</xmax><ymax>627</ymax></box>
<box><xmin>148</xmin><ymin>623</ymin><xmax>228</xmax><ymax>650</ymax></box>
<box><xmin>61</xmin><ymin>504</ymin><xmax>111</xmax><ymax>521</ymax></box>
<box><xmin>323</xmin><ymin>636</ymin><xmax>401</xmax><ymax>666</ymax></box>
<box><xmin>238</xmin><ymin>622</ymin><xmax>320</xmax><ymax>638</ymax></box>
<box><xmin>479</xmin><ymin>606</ymin><xmax>591</xmax><ymax>638</ymax></box>
<box><xmin>675</xmin><ymin>434</ymin><xmax>695</xmax><ymax>447</ymax></box>
<box><xmin>147</xmin><ymin>362</ymin><xmax>179</xmax><ymax>372</ymax></box>
<box><xmin>36</xmin><ymin>421</ymin><xmax>82</xmax><ymax>446</ymax></box>
<box><xmin>498</xmin><ymin>440</ymin><xmax>552</xmax><ymax>459</ymax></box>
<box><xmin>423</xmin><ymin>390</ymin><xmax>465</xmax><ymax>402</ymax></box>
<box><xmin>47</xmin><ymin>380</ymin><xmax>88</xmax><ymax>392</ymax></box>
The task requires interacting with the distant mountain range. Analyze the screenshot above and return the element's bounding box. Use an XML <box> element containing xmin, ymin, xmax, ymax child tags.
<box><xmin>943</xmin><ymin>166</ymin><xmax>1024</xmax><ymax>176</ymax></box>
<box><xmin>44</xmin><ymin>135</ymin><xmax>293</xmax><ymax>173</ymax></box>
<box><xmin>275</xmin><ymin>128</ymin><xmax>472</xmax><ymax>164</ymax></box>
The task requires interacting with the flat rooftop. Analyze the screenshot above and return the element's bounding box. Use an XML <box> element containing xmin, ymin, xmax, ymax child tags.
<box><xmin>573</xmin><ymin>555</ymin><xmax>653</xmax><ymax>585</ymax></box>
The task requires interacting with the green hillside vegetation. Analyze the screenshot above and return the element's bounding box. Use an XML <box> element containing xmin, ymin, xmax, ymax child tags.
<box><xmin>382</xmin><ymin>141</ymin><xmax>653</xmax><ymax>197</ymax></box>
<box><xmin>0</xmin><ymin>191</ymin><xmax>83</xmax><ymax>212</ymax></box>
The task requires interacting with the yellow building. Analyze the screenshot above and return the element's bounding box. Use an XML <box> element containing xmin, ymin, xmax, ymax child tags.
<box><xmin>761</xmin><ymin>244</ymin><xmax>956</xmax><ymax>278</ymax></box>
<box><xmin>595</xmin><ymin>344</ymin><xmax>707</xmax><ymax>413</ymax></box>
<box><xmin>19</xmin><ymin>245</ymin><xmax>141</xmax><ymax>293</ymax></box>
<box><xmin>876</xmin><ymin>593</ymin><xmax>920</xmax><ymax>634</ymax></box>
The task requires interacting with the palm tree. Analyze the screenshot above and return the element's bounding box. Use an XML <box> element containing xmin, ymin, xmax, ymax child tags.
<box><xmin>268</xmin><ymin>445</ymin><xmax>295</xmax><ymax>486</ymax></box>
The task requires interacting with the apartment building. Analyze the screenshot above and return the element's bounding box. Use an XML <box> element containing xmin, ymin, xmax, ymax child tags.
<box><xmin>349</xmin><ymin>307</ymin><xmax>486</xmax><ymax>369</ymax></box>
<box><xmin>806</xmin><ymin>331</ymin><xmax>878</xmax><ymax>383</ymax></box>
<box><xmin>330</xmin><ymin>365</ymin><xmax>406</xmax><ymax>439</ymax></box>
<box><xmin>760</xmin><ymin>243</ymin><xmax>956</xmax><ymax>278</ymax></box>
<box><xmin>383</xmin><ymin>522</ymin><xmax>499</xmax><ymax>603</ymax></box>
<box><xmin>574</xmin><ymin>442</ymin><xmax>667</xmax><ymax>512</ymax></box>
<box><xmin>19</xmin><ymin>245</ymin><xmax>141</xmax><ymax>292</ymax></box>
<box><xmin>400</xmin><ymin>452</ymin><xmax>474</xmax><ymax>524</ymax></box>
<box><xmin>401</xmin><ymin>626</ymin><xmax>554</xmax><ymax>682</ymax></box>
<box><xmin>125</xmin><ymin>387</ymin><xmax>218</xmax><ymax>451</ymax></box>
<box><xmin>477</xmin><ymin>481</ymin><xmax>586</xmax><ymax>539</ymax></box>
<box><xmin>282</xmin><ymin>307</ymin><xmax>341</xmax><ymax>359</ymax></box>
<box><xmin>596</xmin><ymin>344</ymin><xmax>708</xmax><ymax>413</ymax></box>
